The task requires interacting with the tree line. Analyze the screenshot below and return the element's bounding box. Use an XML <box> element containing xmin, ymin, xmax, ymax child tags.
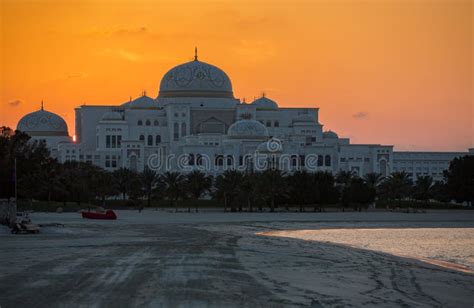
<box><xmin>1</xmin><ymin>128</ymin><xmax>473</xmax><ymax>211</ymax></box>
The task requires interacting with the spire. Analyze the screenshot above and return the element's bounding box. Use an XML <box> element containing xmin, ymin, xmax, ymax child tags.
<box><xmin>194</xmin><ymin>46</ymin><xmax>198</xmax><ymax>61</ymax></box>
<box><xmin>41</xmin><ymin>100</ymin><xmax>44</xmax><ymax>110</ymax></box>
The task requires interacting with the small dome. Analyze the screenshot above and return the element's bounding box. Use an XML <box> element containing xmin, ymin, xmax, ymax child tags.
<box><xmin>101</xmin><ymin>111</ymin><xmax>123</xmax><ymax>121</ymax></box>
<box><xmin>323</xmin><ymin>130</ymin><xmax>339</xmax><ymax>139</ymax></box>
<box><xmin>122</xmin><ymin>95</ymin><xmax>157</xmax><ymax>108</ymax></box>
<box><xmin>228</xmin><ymin>119</ymin><xmax>268</xmax><ymax>139</ymax></box>
<box><xmin>251</xmin><ymin>96</ymin><xmax>278</xmax><ymax>109</ymax></box>
<box><xmin>17</xmin><ymin>107</ymin><xmax>68</xmax><ymax>136</ymax></box>
<box><xmin>293</xmin><ymin>115</ymin><xmax>315</xmax><ymax>123</ymax></box>
<box><xmin>158</xmin><ymin>58</ymin><xmax>233</xmax><ymax>98</ymax></box>
<box><xmin>257</xmin><ymin>138</ymin><xmax>283</xmax><ymax>153</ymax></box>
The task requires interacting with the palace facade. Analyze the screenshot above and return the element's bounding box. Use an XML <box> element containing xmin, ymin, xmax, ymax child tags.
<box><xmin>16</xmin><ymin>53</ymin><xmax>473</xmax><ymax>180</ymax></box>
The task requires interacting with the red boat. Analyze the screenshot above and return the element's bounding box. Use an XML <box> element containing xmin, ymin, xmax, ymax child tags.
<box><xmin>81</xmin><ymin>210</ymin><xmax>117</xmax><ymax>220</ymax></box>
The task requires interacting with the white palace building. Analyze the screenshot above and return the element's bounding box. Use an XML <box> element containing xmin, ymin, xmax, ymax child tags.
<box><xmin>16</xmin><ymin>52</ymin><xmax>473</xmax><ymax>180</ymax></box>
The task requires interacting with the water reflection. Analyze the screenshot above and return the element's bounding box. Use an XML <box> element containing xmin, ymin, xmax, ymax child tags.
<box><xmin>260</xmin><ymin>228</ymin><xmax>474</xmax><ymax>273</ymax></box>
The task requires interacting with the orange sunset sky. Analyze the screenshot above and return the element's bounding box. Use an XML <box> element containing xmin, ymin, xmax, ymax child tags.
<box><xmin>1</xmin><ymin>0</ymin><xmax>472</xmax><ymax>151</ymax></box>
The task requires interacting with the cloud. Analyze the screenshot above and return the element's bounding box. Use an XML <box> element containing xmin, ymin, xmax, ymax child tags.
<box><xmin>57</xmin><ymin>72</ymin><xmax>88</xmax><ymax>81</ymax></box>
<box><xmin>7</xmin><ymin>99</ymin><xmax>23</xmax><ymax>107</ymax></box>
<box><xmin>117</xmin><ymin>49</ymin><xmax>141</xmax><ymax>62</ymax></box>
<box><xmin>99</xmin><ymin>48</ymin><xmax>142</xmax><ymax>62</ymax></box>
<box><xmin>234</xmin><ymin>39</ymin><xmax>277</xmax><ymax>63</ymax></box>
<box><xmin>202</xmin><ymin>9</ymin><xmax>286</xmax><ymax>31</ymax></box>
<box><xmin>83</xmin><ymin>26</ymin><xmax>149</xmax><ymax>38</ymax></box>
<box><xmin>113</xmin><ymin>27</ymin><xmax>148</xmax><ymax>36</ymax></box>
<box><xmin>352</xmin><ymin>112</ymin><xmax>369</xmax><ymax>119</ymax></box>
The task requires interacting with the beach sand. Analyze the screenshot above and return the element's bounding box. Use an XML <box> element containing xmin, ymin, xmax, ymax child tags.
<box><xmin>0</xmin><ymin>210</ymin><xmax>473</xmax><ymax>307</ymax></box>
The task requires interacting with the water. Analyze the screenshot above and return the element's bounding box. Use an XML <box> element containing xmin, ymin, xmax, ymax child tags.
<box><xmin>264</xmin><ymin>228</ymin><xmax>474</xmax><ymax>272</ymax></box>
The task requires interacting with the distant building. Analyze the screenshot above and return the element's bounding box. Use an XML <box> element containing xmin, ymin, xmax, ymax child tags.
<box><xmin>16</xmin><ymin>52</ymin><xmax>473</xmax><ymax>180</ymax></box>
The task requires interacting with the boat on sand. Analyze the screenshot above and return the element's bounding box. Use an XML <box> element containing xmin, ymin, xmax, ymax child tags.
<box><xmin>81</xmin><ymin>209</ymin><xmax>117</xmax><ymax>220</ymax></box>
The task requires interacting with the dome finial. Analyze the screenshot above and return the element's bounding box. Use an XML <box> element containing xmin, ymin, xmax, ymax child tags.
<box><xmin>41</xmin><ymin>100</ymin><xmax>44</xmax><ymax>110</ymax></box>
<box><xmin>194</xmin><ymin>46</ymin><xmax>198</xmax><ymax>61</ymax></box>
<box><xmin>262</xmin><ymin>92</ymin><xmax>266</xmax><ymax>98</ymax></box>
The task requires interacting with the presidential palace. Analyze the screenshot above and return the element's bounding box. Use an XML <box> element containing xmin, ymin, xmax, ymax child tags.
<box><xmin>16</xmin><ymin>51</ymin><xmax>473</xmax><ymax>180</ymax></box>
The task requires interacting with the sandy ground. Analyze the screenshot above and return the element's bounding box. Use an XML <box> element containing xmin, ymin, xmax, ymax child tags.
<box><xmin>0</xmin><ymin>210</ymin><xmax>473</xmax><ymax>307</ymax></box>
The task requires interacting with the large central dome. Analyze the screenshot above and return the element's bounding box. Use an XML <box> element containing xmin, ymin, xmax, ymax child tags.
<box><xmin>158</xmin><ymin>56</ymin><xmax>233</xmax><ymax>98</ymax></box>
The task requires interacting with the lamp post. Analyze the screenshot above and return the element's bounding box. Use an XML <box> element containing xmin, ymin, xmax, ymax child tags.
<box><xmin>13</xmin><ymin>158</ymin><xmax>17</xmax><ymax>224</ymax></box>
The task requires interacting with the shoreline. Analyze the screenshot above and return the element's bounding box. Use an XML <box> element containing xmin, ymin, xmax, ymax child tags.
<box><xmin>259</xmin><ymin>227</ymin><xmax>474</xmax><ymax>274</ymax></box>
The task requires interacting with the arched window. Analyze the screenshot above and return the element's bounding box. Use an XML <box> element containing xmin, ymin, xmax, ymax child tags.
<box><xmin>173</xmin><ymin>123</ymin><xmax>179</xmax><ymax>141</ymax></box>
<box><xmin>196</xmin><ymin>154</ymin><xmax>203</xmax><ymax>166</ymax></box>
<box><xmin>188</xmin><ymin>154</ymin><xmax>195</xmax><ymax>166</ymax></box>
<box><xmin>155</xmin><ymin>135</ymin><xmax>161</xmax><ymax>145</ymax></box>
<box><xmin>291</xmin><ymin>155</ymin><xmax>298</xmax><ymax>167</ymax></box>
<box><xmin>274</xmin><ymin>121</ymin><xmax>279</xmax><ymax>127</ymax></box>
<box><xmin>137</xmin><ymin>120</ymin><xmax>143</xmax><ymax>126</ymax></box>
<box><xmin>129</xmin><ymin>155</ymin><xmax>137</xmax><ymax>172</ymax></box>
<box><xmin>154</xmin><ymin>120</ymin><xmax>159</xmax><ymax>126</ymax></box>
<box><xmin>139</xmin><ymin>135</ymin><xmax>145</xmax><ymax>142</ymax></box>
<box><xmin>147</xmin><ymin>135</ymin><xmax>153</xmax><ymax>146</ymax></box>
<box><xmin>226</xmin><ymin>155</ymin><xmax>234</xmax><ymax>167</ymax></box>
<box><xmin>317</xmin><ymin>155</ymin><xmax>323</xmax><ymax>166</ymax></box>
<box><xmin>181</xmin><ymin>123</ymin><xmax>187</xmax><ymax>137</ymax></box>
<box><xmin>325</xmin><ymin>155</ymin><xmax>331</xmax><ymax>166</ymax></box>
<box><xmin>215</xmin><ymin>155</ymin><xmax>224</xmax><ymax>166</ymax></box>
<box><xmin>299</xmin><ymin>155</ymin><xmax>305</xmax><ymax>167</ymax></box>
<box><xmin>146</xmin><ymin>120</ymin><xmax>151</xmax><ymax>126</ymax></box>
<box><xmin>380</xmin><ymin>160</ymin><xmax>387</xmax><ymax>177</ymax></box>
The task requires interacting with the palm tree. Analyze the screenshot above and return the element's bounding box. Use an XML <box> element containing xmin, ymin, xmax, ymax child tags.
<box><xmin>160</xmin><ymin>171</ymin><xmax>185</xmax><ymax>211</ymax></box>
<box><xmin>444</xmin><ymin>156</ymin><xmax>474</xmax><ymax>205</ymax></box>
<box><xmin>347</xmin><ymin>177</ymin><xmax>375</xmax><ymax>211</ymax></box>
<box><xmin>91</xmin><ymin>169</ymin><xmax>115</xmax><ymax>207</ymax></box>
<box><xmin>288</xmin><ymin>171</ymin><xmax>313</xmax><ymax>212</ymax></box>
<box><xmin>185</xmin><ymin>170</ymin><xmax>212</xmax><ymax>212</ymax></box>
<box><xmin>239</xmin><ymin>172</ymin><xmax>256</xmax><ymax>212</ymax></box>
<box><xmin>363</xmin><ymin>172</ymin><xmax>384</xmax><ymax>190</ymax></box>
<box><xmin>15</xmin><ymin>138</ymin><xmax>52</xmax><ymax>204</ymax></box>
<box><xmin>214</xmin><ymin>170</ymin><xmax>244</xmax><ymax>212</ymax></box>
<box><xmin>313</xmin><ymin>171</ymin><xmax>338</xmax><ymax>212</ymax></box>
<box><xmin>61</xmin><ymin>161</ymin><xmax>88</xmax><ymax>206</ymax></box>
<box><xmin>256</xmin><ymin>169</ymin><xmax>287</xmax><ymax>212</ymax></box>
<box><xmin>39</xmin><ymin>157</ymin><xmax>64</xmax><ymax>204</ymax></box>
<box><xmin>112</xmin><ymin>168</ymin><xmax>136</xmax><ymax>200</ymax></box>
<box><xmin>140</xmin><ymin>167</ymin><xmax>159</xmax><ymax>207</ymax></box>
<box><xmin>363</xmin><ymin>172</ymin><xmax>384</xmax><ymax>207</ymax></box>
<box><xmin>412</xmin><ymin>175</ymin><xmax>433</xmax><ymax>206</ymax></box>
<box><xmin>336</xmin><ymin>170</ymin><xmax>355</xmax><ymax>186</ymax></box>
<box><xmin>336</xmin><ymin>170</ymin><xmax>355</xmax><ymax>211</ymax></box>
<box><xmin>79</xmin><ymin>162</ymin><xmax>105</xmax><ymax>205</ymax></box>
<box><xmin>431</xmin><ymin>180</ymin><xmax>449</xmax><ymax>203</ymax></box>
<box><xmin>380</xmin><ymin>171</ymin><xmax>413</xmax><ymax>207</ymax></box>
